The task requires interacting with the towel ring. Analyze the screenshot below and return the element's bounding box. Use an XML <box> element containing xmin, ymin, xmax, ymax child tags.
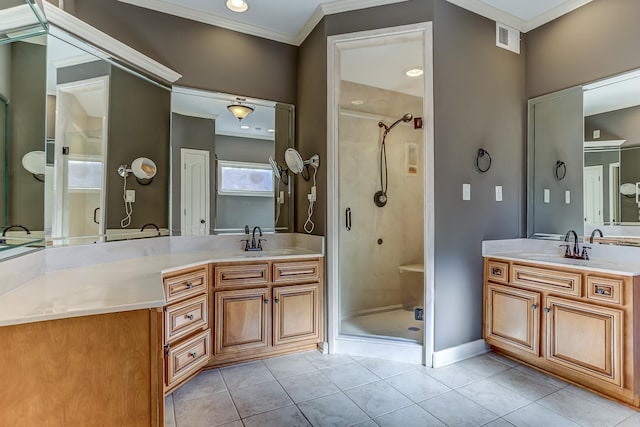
<box><xmin>555</xmin><ymin>161</ymin><xmax>566</xmax><ymax>180</ymax></box>
<box><xmin>475</xmin><ymin>148</ymin><xmax>491</xmax><ymax>173</ymax></box>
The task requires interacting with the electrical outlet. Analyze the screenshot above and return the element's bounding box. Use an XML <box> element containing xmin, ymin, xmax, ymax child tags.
<box><xmin>125</xmin><ymin>190</ymin><xmax>135</xmax><ymax>203</ymax></box>
<box><xmin>495</xmin><ymin>186</ymin><xmax>503</xmax><ymax>202</ymax></box>
<box><xmin>565</xmin><ymin>190</ymin><xmax>571</xmax><ymax>204</ymax></box>
<box><xmin>544</xmin><ymin>189</ymin><xmax>550</xmax><ymax>204</ymax></box>
<box><xmin>462</xmin><ymin>183</ymin><xmax>471</xmax><ymax>201</ymax></box>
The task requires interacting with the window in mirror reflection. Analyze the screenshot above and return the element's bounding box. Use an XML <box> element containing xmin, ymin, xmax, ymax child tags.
<box><xmin>218</xmin><ymin>161</ymin><xmax>273</xmax><ymax>196</ymax></box>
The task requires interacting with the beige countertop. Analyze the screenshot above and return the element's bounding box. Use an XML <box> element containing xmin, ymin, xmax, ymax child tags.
<box><xmin>0</xmin><ymin>245</ymin><xmax>322</xmax><ymax>327</ymax></box>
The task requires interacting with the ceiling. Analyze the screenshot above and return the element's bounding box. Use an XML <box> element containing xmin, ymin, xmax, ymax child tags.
<box><xmin>584</xmin><ymin>70</ymin><xmax>640</xmax><ymax>117</ymax></box>
<box><xmin>447</xmin><ymin>0</ymin><xmax>592</xmax><ymax>32</ymax></box>
<box><xmin>117</xmin><ymin>0</ymin><xmax>593</xmax><ymax>46</ymax></box>
<box><xmin>117</xmin><ymin>0</ymin><xmax>408</xmax><ymax>46</ymax></box>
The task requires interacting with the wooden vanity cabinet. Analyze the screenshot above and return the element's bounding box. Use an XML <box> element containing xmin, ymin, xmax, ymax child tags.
<box><xmin>483</xmin><ymin>258</ymin><xmax>639</xmax><ymax>407</ymax></box>
<box><xmin>210</xmin><ymin>258</ymin><xmax>323</xmax><ymax>366</ymax></box>
<box><xmin>162</xmin><ymin>264</ymin><xmax>211</xmax><ymax>393</ymax></box>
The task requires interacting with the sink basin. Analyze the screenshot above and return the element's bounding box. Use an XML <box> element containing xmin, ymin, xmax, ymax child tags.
<box><xmin>230</xmin><ymin>248</ymin><xmax>299</xmax><ymax>258</ymax></box>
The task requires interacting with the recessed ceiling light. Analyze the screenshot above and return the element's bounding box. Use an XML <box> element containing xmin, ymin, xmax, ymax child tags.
<box><xmin>240</xmin><ymin>125</ymin><xmax>250</xmax><ymax>129</ymax></box>
<box><xmin>405</xmin><ymin>67</ymin><xmax>424</xmax><ymax>77</ymax></box>
<box><xmin>351</xmin><ymin>100</ymin><xmax>364</xmax><ymax>105</ymax></box>
<box><xmin>267</xmin><ymin>128</ymin><xmax>275</xmax><ymax>133</ymax></box>
<box><xmin>226</xmin><ymin>0</ymin><xmax>248</xmax><ymax>13</ymax></box>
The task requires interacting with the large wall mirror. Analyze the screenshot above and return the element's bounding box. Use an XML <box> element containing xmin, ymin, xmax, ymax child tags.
<box><xmin>528</xmin><ymin>69</ymin><xmax>640</xmax><ymax>244</ymax></box>
<box><xmin>0</xmin><ymin>23</ymin><xmax>172</xmax><ymax>260</ymax></box>
<box><xmin>171</xmin><ymin>87</ymin><xmax>294</xmax><ymax>235</ymax></box>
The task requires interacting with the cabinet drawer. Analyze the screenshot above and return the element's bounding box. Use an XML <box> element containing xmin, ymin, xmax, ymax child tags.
<box><xmin>164</xmin><ymin>267</ymin><xmax>208</xmax><ymax>303</ymax></box>
<box><xmin>511</xmin><ymin>264</ymin><xmax>581</xmax><ymax>297</ymax></box>
<box><xmin>273</xmin><ymin>260</ymin><xmax>321</xmax><ymax>283</ymax></box>
<box><xmin>165</xmin><ymin>294</ymin><xmax>208</xmax><ymax>344</ymax></box>
<box><xmin>214</xmin><ymin>264</ymin><xmax>269</xmax><ymax>288</ymax></box>
<box><xmin>166</xmin><ymin>329</ymin><xmax>211</xmax><ymax>389</ymax></box>
<box><xmin>586</xmin><ymin>276</ymin><xmax>622</xmax><ymax>305</ymax></box>
<box><xmin>487</xmin><ymin>260</ymin><xmax>509</xmax><ymax>284</ymax></box>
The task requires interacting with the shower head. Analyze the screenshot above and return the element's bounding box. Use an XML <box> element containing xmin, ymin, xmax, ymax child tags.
<box><xmin>378</xmin><ymin>113</ymin><xmax>413</xmax><ymax>133</ymax></box>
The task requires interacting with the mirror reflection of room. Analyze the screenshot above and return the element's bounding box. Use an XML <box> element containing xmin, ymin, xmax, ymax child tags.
<box><xmin>171</xmin><ymin>87</ymin><xmax>294</xmax><ymax>236</ymax></box>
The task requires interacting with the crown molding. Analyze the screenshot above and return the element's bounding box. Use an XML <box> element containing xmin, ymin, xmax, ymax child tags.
<box><xmin>118</xmin><ymin>0</ymin><xmax>409</xmax><ymax>46</ymax></box>
<box><xmin>446</xmin><ymin>0</ymin><xmax>592</xmax><ymax>33</ymax></box>
<box><xmin>43</xmin><ymin>2</ymin><xmax>181</xmax><ymax>82</ymax></box>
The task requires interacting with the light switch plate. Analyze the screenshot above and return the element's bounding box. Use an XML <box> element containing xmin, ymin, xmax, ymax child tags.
<box><xmin>463</xmin><ymin>183</ymin><xmax>471</xmax><ymax>201</ymax></box>
<box><xmin>565</xmin><ymin>190</ymin><xmax>571</xmax><ymax>204</ymax></box>
<box><xmin>593</xmin><ymin>129</ymin><xmax>601</xmax><ymax>139</ymax></box>
<box><xmin>544</xmin><ymin>189</ymin><xmax>550</xmax><ymax>204</ymax></box>
<box><xmin>495</xmin><ymin>186</ymin><xmax>503</xmax><ymax>202</ymax></box>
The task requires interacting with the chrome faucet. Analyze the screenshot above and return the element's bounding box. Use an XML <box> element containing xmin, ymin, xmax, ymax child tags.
<box><xmin>242</xmin><ymin>226</ymin><xmax>265</xmax><ymax>251</ymax></box>
<box><xmin>0</xmin><ymin>224</ymin><xmax>31</xmax><ymax>244</ymax></box>
<box><xmin>589</xmin><ymin>228</ymin><xmax>603</xmax><ymax>244</ymax></box>
<box><xmin>561</xmin><ymin>229</ymin><xmax>590</xmax><ymax>260</ymax></box>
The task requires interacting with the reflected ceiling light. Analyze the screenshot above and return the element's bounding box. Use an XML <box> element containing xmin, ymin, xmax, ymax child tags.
<box><xmin>240</xmin><ymin>125</ymin><xmax>250</xmax><ymax>129</ymax></box>
<box><xmin>227</xmin><ymin>99</ymin><xmax>254</xmax><ymax>121</ymax></box>
<box><xmin>226</xmin><ymin>0</ymin><xmax>248</xmax><ymax>13</ymax></box>
<box><xmin>405</xmin><ymin>67</ymin><xmax>424</xmax><ymax>77</ymax></box>
<box><xmin>267</xmin><ymin>128</ymin><xmax>275</xmax><ymax>133</ymax></box>
<box><xmin>351</xmin><ymin>100</ymin><xmax>364</xmax><ymax>105</ymax></box>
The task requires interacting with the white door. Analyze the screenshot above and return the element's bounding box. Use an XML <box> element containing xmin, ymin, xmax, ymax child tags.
<box><xmin>181</xmin><ymin>148</ymin><xmax>210</xmax><ymax>236</ymax></box>
<box><xmin>584</xmin><ymin>165</ymin><xmax>603</xmax><ymax>224</ymax></box>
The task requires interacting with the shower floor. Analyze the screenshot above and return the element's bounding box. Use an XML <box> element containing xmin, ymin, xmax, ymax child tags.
<box><xmin>341</xmin><ymin>308</ymin><xmax>423</xmax><ymax>342</ymax></box>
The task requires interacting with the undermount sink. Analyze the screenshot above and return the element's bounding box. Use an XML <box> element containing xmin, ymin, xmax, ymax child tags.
<box><xmin>230</xmin><ymin>248</ymin><xmax>299</xmax><ymax>258</ymax></box>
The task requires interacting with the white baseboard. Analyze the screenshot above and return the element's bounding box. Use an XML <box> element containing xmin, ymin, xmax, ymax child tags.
<box><xmin>432</xmin><ymin>339</ymin><xmax>489</xmax><ymax>368</ymax></box>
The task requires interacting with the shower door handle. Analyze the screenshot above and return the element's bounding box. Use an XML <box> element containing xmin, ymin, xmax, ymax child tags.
<box><xmin>346</xmin><ymin>208</ymin><xmax>352</xmax><ymax>231</ymax></box>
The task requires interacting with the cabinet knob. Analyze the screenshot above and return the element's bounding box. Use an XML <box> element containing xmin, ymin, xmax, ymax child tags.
<box><xmin>491</xmin><ymin>267</ymin><xmax>502</xmax><ymax>276</ymax></box>
<box><xmin>264</xmin><ymin>299</ymin><xmax>269</xmax><ymax>304</ymax></box>
<box><xmin>185</xmin><ymin>282</ymin><xmax>193</xmax><ymax>289</ymax></box>
<box><xmin>186</xmin><ymin>314</ymin><xmax>194</xmax><ymax>320</ymax></box>
<box><xmin>189</xmin><ymin>352</ymin><xmax>197</xmax><ymax>358</ymax></box>
<box><xmin>274</xmin><ymin>298</ymin><xmax>280</xmax><ymax>303</ymax></box>
<box><xmin>544</xmin><ymin>307</ymin><xmax>551</xmax><ymax>313</ymax></box>
<box><xmin>531</xmin><ymin>304</ymin><xmax>538</xmax><ymax>310</ymax></box>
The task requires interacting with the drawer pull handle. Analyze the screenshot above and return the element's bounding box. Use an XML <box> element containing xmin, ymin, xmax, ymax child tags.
<box><xmin>264</xmin><ymin>299</ymin><xmax>269</xmax><ymax>304</ymax></box>
<box><xmin>185</xmin><ymin>282</ymin><xmax>193</xmax><ymax>289</ymax></box>
<box><xmin>531</xmin><ymin>304</ymin><xmax>538</xmax><ymax>310</ymax></box>
<box><xmin>544</xmin><ymin>307</ymin><xmax>551</xmax><ymax>313</ymax></box>
<box><xmin>274</xmin><ymin>298</ymin><xmax>280</xmax><ymax>303</ymax></box>
<box><xmin>185</xmin><ymin>314</ymin><xmax>194</xmax><ymax>320</ymax></box>
<box><xmin>189</xmin><ymin>352</ymin><xmax>197</xmax><ymax>358</ymax></box>
<box><xmin>491</xmin><ymin>267</ymin><xmax>502</xmax><ymax>276</ymax></box>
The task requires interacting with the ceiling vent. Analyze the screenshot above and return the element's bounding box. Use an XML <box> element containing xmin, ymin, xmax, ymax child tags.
<box><xmin>496</xmin><ymin>22</ymin><xmax>520</xmax><ymax>54</ymax></box>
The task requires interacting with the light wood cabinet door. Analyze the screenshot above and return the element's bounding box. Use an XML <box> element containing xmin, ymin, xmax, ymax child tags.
<box><xmin>485</xmin><ymin>283</ymin><xmax>541</xmax><ymax>355</ymax></box>
<box><xmin>545</xmin><ymin>296</ymin><xmax>623</xmax><ymax>386</ymax></box>
<box><xmin>215</xmin><ymin>288</ymin><xmax>269</xmax><ymax>354</ymax></box>
<box><xmin>273</xmin><ymin>283</ymin><xmax>320</xmax><ymax>346</ymax></box>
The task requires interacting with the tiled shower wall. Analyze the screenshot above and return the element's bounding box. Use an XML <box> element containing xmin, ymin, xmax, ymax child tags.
<box><xmin>339</xmin><ymin>82</ymin><xmax>424</xmax><ymax>318</ymax></box>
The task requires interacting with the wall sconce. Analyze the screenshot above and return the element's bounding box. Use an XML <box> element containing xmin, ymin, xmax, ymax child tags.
<box><xmin>227</xmin><ymin>99</ymin><xmax>254</xmax><ymax>121</ymax></box>
<box><xmin>118</xmin><ymin>157</ymin><xmax>157</xmax><ymax>185</ymax></box>
<box><xmin>22</xmin><ymin>150</ymin><xmax>45</xmax><ymax>182</ymax></box>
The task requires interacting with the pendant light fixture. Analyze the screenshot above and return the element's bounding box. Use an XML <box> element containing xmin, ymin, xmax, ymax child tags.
<box><xmin>227</xmin><ymin>98</ymin><xmax>254</xmax><ymax>121</ymax></box>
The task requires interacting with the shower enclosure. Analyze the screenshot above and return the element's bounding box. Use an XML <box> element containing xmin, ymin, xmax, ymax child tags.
<box><xmin>328</xmin><ymin>23</ymin><xmax>434</xmax><ymax>364</ymax></box>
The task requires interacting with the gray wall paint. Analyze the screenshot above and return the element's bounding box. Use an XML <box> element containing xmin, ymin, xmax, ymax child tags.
<box><xmin>215</xmin><ymin>135</ymin><xmax>274</xmax><ymax>231</ymax></box>
<box><xmin>432</xmin><ymin>0</ymin><xmax>525</xmax><ymax>350</ymax></box>
<box><xmin>586</xmin><ymin>106</ymin><xmax>640</xmax><ymax>145</ymax></box>
<box><xmin>171</xmin><ymin>113</ymin><xmax>216</xmax><ymax>235</ymax></box>
<box><xmin>529</xmin><ymin>89</ymin><xmax>584</xmax><ymax>237</ymax></box>
<box><xmin>298</xmin><ymin>0</ymin><xmax>525</xmax><ymax>351</ymax></box>
<box><xmin>9</xmin><ymin>41</ymin><xmax>46</xmax><ymax>231</ymax></box>
<box><xmin>66</xmin><ymin>0</ymin><xmax>297</xmax><ymax>104</ymax></box>
<box><xmin>106</xmin><ymin>67</ymin><xmax>170</xmax><ymax>230</ymax></box>
<box><xmin>526</xmin><ymin>0</ymin><xmax>640</xmax><ymax>98</ymax></box>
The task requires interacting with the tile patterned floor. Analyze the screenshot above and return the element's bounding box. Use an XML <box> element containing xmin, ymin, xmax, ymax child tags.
<box><xmin>165</xmin><ymin>351</ymin><xmax>639</xmax><ymax>427</ymax></box>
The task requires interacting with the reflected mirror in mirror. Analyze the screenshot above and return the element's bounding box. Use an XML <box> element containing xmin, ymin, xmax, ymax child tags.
<box><xmin>171</xmin><ymin>87</ymin><xmax>294</xmax><ymax>235</ymax></box>
<box><xmin>0</xmin><ymin>32</ymin><xmax>46</xmax><ymax>254</ymax></box>
<box><xmin>528</xmin><ymin>68</ymin><xmax>640</xmax><ymax>244</ymax></box>
<box><xmin>0</xmin><ymin>0</ymin><xmax>47</xmax><ymax>45</ymax></box>
<box><xmin>45</xmin><ymin>31</ymin><xmax>171</xmax><ymax>246</ymax></box>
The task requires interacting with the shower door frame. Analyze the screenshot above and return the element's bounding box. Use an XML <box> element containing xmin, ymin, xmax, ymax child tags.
<box><xmin>326</xmin><ymin>22</ymin><xmax>435</xmax><ymax>365</ymax></box>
